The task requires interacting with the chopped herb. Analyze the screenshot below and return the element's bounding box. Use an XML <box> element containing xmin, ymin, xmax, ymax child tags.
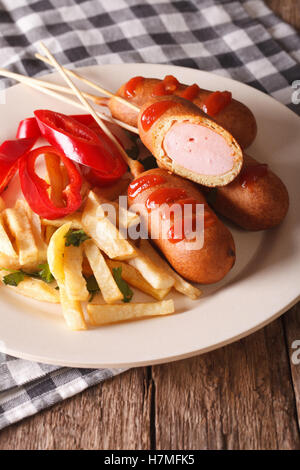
<box><xmin>112</xmin><ymin>267</ymin><xmax>133</xmax><ymax>303</ymax></box>
<box><xmin>206</xmin><ymin>188</ymin><xmax>218</xmax><ymax>206</ymax></box>
<box><xmin>38</xmin><ymin>263</ymin><xmax>54</xmax><ymax>283</ymax></box>
<box><xmin>2</xmin><ymin>262</ymin><xmax>54</xmax><ymax>286</ymax></box>
<box><xmin>3</xmin><ymin>271</ymin><xmax>25</xmax><ymax>286</ymax></box>
<box><xmin>65</xmin><ymin>229</ymin><xmax>90</xmax><ymax>247</ymax></box>
<box><xmin>141</xmin><ymin>155</ymin><xmax>158</xmax><ymax>170</ymax></box>
<box><xmin>85</xmin><ymin>274</ymin><xmax>100</xmax><ymax>302</ymax></box>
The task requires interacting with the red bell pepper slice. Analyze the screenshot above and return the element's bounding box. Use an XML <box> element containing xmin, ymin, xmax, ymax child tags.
<box><xmin>16</xmin><ymin>117</ymin><xmax>41</xmax><ymax>140</ymax></box>
<box><xmin>0</xmin><ymin>137</ymin><xmax>36</xmax><ymax>195</ymax></box>
<box><xmin>19</xmin><ymin>145</ymin><xmax>82</xmax><ymax>219</ymax></box>
<box><xmin>34</xmin><ymin>110</ymin><xmax>127</xmax><ymax>179</ymax></box>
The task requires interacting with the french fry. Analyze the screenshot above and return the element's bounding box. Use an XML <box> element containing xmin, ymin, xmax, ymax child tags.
<box><xmin>42</xmin><ymin>212</ymin><xmax>82</xmax><ymax>229</ymax></box>
<box><xmin>45</xmin><ymin>151</ymin><xmax>65</xmax><ymax>208</ymax></box>
<box><xmin>0</xmin><ymin>253</ymin><xmax>20</xmax><ymax>270</ymax></box>
<box><xmin>91</xmin><ymin>191</ymin><xmax>140</xmax><ymax>228</ymax></box>
<box><xmin>0</xmin><ymin>214</ymin><xmax>18</xmax><ymax>259</ymax></box>
<box><xmin>87</xmin><ymin>299</ymin><xmax>175</xmax><ymax>325</ymax></box>
<box><xmin>47</xmin><ymin>222</ymin><xmax>87</xmax><ymax>330</ymax></box>
<box><xmin>47</xmin><ymin>222</ymin><xmax>71</xmax><ymax>284</ymax></box>
<box><xmin>17</xmin><ymin>200</ymin><xmax>48</xmax><ymax>264</ymax></box>
<box><xmin>82</xmin><ymin>191</ymin><xmax>136</xmax><ymax>260</ymax></box>
<box><xmin>64</xmin><ymin>244</ymin><xmax>89</xmax><ymax>301</ymax></box>
<box><xmin>92</xmin><ymin>177</ymin><xmax>131</xmax><ymax>201</ymax></box>
<box><xmin>92</xmin><ymin>188</ymin><xmax>139</xmax><ymax>228</ymax></box>
<box><xmin>84</xmin><ymin>240</ymin><xmax>123</xmax><ymax>304</ymax></box>
<box><xmin>139</xmin><ymin>240</ymin><xmax>202</xmax><ymax>300</ymax></box>
<box><xmin>0</xmin><ymin>270</ymin><xmax>59</xmax><ymax>303</ymax></box>
<box><xmin>106</xmin><ymin>259</ymin><xmax>171</xmax><ymax>300</ymax></box>
<box><xmin>4</xmin><ymin>204</ymin><xmax>38</xmax><ymax>270</ymax></box>
<box><xmin>128</xmin><ymin>247</ymin><xmax>174</xmax><ymax>290</ymax></box>
<box><xmin>59</xmin><ymin>285</ymin><xmax>87</xmax><ymax>331</ymax></box>
<box><xmin>44</xmin><ymin>225</ymin><xmax>56</xmax><ymax>245</ymax></box>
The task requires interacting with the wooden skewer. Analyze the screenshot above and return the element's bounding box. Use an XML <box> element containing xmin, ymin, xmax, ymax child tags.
<box><xmin>39</xmin><ymin>42</ymin><xmax>144</xmax><ymax>177</ymax></box>
<box><xmin>0</xmin><ymin>67</ymin><xmax>138</xmax><ymax>135</ymax></box>
<box><xmin>35</xmin><ymin>52</ymin><xmax>141</xmax><ymax>113</ymax></box>
<box><xmin>0</xmin><ymin>67</ymin><xmax>104</xmax><ymax>103</ymax></box>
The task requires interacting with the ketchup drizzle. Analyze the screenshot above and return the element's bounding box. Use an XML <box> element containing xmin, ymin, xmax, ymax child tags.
<box><xmin>202</xmin><ymin>91</ymin><xmax>232</xmax><ymax>116</ymax></box>
<box><xmin>140</xmin><ymin>100</ymin><xmax>174</xmax><ymax>132</ymax></box>
<box><xmin>239</xmin><ymin>163</ymin><xmax>268</xmax><ymax>189</ymax></box>
<box><xmin>180</xmin><ymin>84</ymin><xmax>200</xmax><ymax>102</ymax></box>
<box><xmin>128</xmin><ymin>174</ymin><xmax>166</xmax><ymax>199</ymax></box>
<box><xmin>124</xmin><ymin>76</ymin><xmax>144</xmax><ymax>98</ymax></box>
<box><xmin>152</xmin><ymin>75</ymin><xmax>180</xmax><ymax>97</ymax></box>
<box><xmin>145</xmin><ymin>187</ymin><xmax>187</xmax><ymax>212</ymax></box>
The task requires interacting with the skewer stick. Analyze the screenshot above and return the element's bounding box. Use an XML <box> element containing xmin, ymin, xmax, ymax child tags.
<box><xmin>0</xmin><ymin>67</ymin><xmax>107</xmax><ymax>104</ymax></box>
<box><xmin>39</xmin><ymin>42</ymin><xmax>144</xmax><ymax>177</ymax></box>
<box><xmin>0</xmin><ymin>67</ymin><xmax>138</xmax><ymax>134</ymax></box>
<box><xmin>35</xmin><ymin>52</ymin><xmax>140</xmax><ymax>113</ymax></box>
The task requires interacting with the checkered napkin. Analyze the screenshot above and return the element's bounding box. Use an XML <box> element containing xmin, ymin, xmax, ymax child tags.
<box><xmin>0</xmin><ymin>0</ymin><xmax>299</xmax><ymax>431</ymax></box>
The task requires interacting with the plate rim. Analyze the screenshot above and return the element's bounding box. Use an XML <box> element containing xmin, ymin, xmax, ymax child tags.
<box><xmin>0</xmin><ymin>62</ymin><xmax>299</xmax><ymax>368</ymax></box>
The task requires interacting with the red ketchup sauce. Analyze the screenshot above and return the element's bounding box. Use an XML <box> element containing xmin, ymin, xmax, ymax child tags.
<box><xmin>146</xmin><ymin>188</ymin><xmax>187</xmax><ymax>212</ymax></box>
<box><xmin>152</xmin><ymin>75</ymin><xmax>180</xmax><ymax>96</ymax></box>
<box><xmin>140</xmin><ymin>100</ymin><xmax>175</xmax><ymax>132</ymax></box>
<box><xmin>128</xmin><ymin>174</ymin><xmax>166</xmax><ymax>199</ymax></box>
<box><xmin>124</xmin><ymin>76</ymin><xmax>144</xmax><ymax>98</ymax></box>
<box><xmin>202</xmin><ymin>91</ymin><xmax>232</xmax><ymax>116</ymax></box>
<box><xmin>239</xmin><ymin>163</ymin><xmax>269</xmax><ymax>189</ymax></box>
<box><xmin>180</xmin><ymin>84</ymin><xmax>200</xmax><ymax>102</ymax></box>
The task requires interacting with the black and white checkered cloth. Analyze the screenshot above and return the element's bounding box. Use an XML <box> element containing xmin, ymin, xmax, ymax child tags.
<box><xmin>0</xmin><ymin>0</ymin><xmax>299</xmax><ymax>431</ymax></box>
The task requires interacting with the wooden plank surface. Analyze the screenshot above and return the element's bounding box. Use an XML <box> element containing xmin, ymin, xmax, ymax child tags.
<box><xmin>153</xmin><ymin>317</ymin><xmax>300</xmax><ymax>450</ymax></box>
<box><xmin>266</xmin><ymin>0</ymin><xmax>300</xmax><ymax>30</ymax></box>
<box><xmin>0</xmin><ymin>368</ymin><xmax>152</xmax><ymax>450</ymax></box>
<box><xmin>0</xmin><ymin>0</ymin><xmax>299</xmax><ymax>450</ymax></box>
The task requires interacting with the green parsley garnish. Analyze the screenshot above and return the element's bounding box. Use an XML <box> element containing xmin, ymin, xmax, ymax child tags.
<box><xmin>2</xmin><ymin>262</ymin><xmax>54</xmax><ymax>286</ymax></box>
<box><xmin>112</xmin><ymin>267</ymin><xmax>133</xmax><ymax>303</ymax></box>
<box><xmin>64</xmin><ymin>229</ymin><xmax>90</xmax><ymax>247</ymax></box>
<box><xmin>37</xmin><ymin>263</ymin><xmax>55</xmax><ymax>283</ymax></box>
<box><xmin>85</xmin><ymin>274</ymin><xmax>100</xmax><ymax>302</ymax></box>
<box><xmin>3</xmin><ymin>271</ymin><xmax>25</xmax><ymax>286</ymax></box>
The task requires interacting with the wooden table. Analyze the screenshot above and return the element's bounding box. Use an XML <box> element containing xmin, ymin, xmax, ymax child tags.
<box><xmin>0</xmin><ymin>0</ymin><xmax>299</xmax><ymax>450</ymax></box>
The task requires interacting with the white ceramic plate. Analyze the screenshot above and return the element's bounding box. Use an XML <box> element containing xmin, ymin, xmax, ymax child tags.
<box><xmin>0</xmin><ymin>63</ymin><xmax>299</xmax><ymax>368</ymax></box>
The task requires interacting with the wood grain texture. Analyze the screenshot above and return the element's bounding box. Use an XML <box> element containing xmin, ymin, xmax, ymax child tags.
<box><xmin>0</xmin><ymin>0</ymin><xmax>299</xmax><ymax>451</ymax></box>
<box><xmin>284</xmin><ymin>303</ymin><xmax>300</xmax><ymax>428</ymax></box>
<box><xmin>0</xmin><ymin>368</ymin><xmax>152</xmax><ymax>450</ymax></box>
<box><xmin>153</xmin><ymin>318</ymin><xmax>300</xmax><ymax>450</ymax></box>
<box><xmin>266</xmin><ymin>0</ymin><xmax>300</xmax><ymax>29</ymax></box>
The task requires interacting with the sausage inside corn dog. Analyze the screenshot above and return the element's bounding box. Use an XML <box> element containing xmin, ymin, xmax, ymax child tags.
<box><xmin>110</xmin><ymin>83</ymin><xmax>289</xmax><ymax>231</ymax></box>
<box><xmin>128</xmin><ymin>168</ymin><xmax>235</xmax><ymax>284</ymax></box>
<box><xmin>136</xmin><ymin>95</ymin><xmax>243</xmax><ymax>187</ymax></box>
<box><xmin>108</xmin><ymin>75</ymin><xmax>257</xmax><ymax>149</ymax></box>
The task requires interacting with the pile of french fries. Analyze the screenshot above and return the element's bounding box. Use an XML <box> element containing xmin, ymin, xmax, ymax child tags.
<box><xmin>0</xmin><ymin>183</ymin><xmax>201</xmax><ymax>330</ymax></box>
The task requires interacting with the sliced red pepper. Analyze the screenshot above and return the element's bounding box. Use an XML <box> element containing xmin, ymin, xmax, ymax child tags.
<box><xmin>34</xmin><ymin>110</ymin><xmax>127</xmax><ymax>179</ymax></box>
<box><xmin>16</xmin><ymin>117</ymin><xmax>41</xmax><ymax>140</ymax></box>
<box><xmin>19</xmin><ymin>145</ymin><xmax>82</xmax><ymax>219</ymax></box>
<box><xmin>0</xmin><ymin>137</ymin><xmax>36</xmax><ymax>194</ymax></box>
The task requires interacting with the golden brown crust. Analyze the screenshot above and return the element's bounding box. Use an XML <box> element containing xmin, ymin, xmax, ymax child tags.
<box><xmin>204</xmin><ymin>154</ymin><xmax>289</xmax><ymax>230</ymax></box>
<box><xmin>128</xmin><ymin>168</ymin><xmax>235</xmax><ymax>284</ymax></box>
<box><xmin>108</xmin><ymin>78</ymin><xmax>257</xmax><ymax>149</ymax></box>
<box><xmin>137</xmin><ymin>95</ymin><xmax>243</xmax><ymax>187</ymax></box>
